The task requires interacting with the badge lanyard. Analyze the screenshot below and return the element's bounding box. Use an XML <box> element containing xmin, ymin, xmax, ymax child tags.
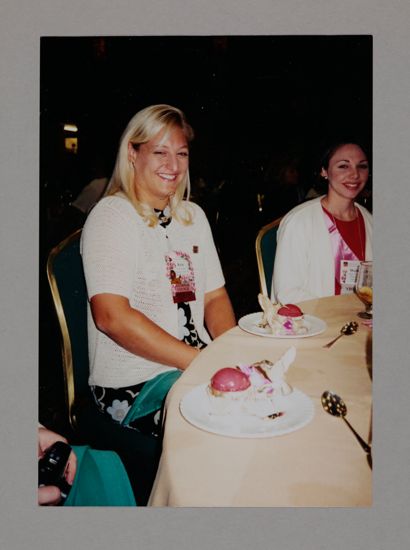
<box><xmin>323</xmin><ymin>210</ymin><xmax>363</xmax><ymax>294</ymax></box>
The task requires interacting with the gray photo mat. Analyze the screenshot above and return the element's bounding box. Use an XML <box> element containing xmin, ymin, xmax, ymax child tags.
<box><xmin>1</xmin><ymin>0</ymin><xmax>409</xmax><ymax>549</ymax></box>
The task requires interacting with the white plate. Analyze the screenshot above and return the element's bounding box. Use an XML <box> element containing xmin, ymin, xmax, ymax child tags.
<box><xmin>238</xmin><ymin>312</ymin><xmax>327</xmax><ymax>339</ymax></box>
<box><xmin>179</xmin><ymin>384</ymin><xmax>314</xmax><ymax>438</ymax></box>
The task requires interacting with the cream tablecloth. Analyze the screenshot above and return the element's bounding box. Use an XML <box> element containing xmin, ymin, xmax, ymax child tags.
<box><xmin>148</xmin><ymin>294</ymin><xmax>372</xmax><ymax>507</ymax></box>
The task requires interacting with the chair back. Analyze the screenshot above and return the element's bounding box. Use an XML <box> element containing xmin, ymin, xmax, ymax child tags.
<box><xmin>47</xmin><ymin>228</ymin><xmax>88</xmax><ymax>429</ymax></box>
<box><xmin>255</xmin><ymin>217</ymin><xmax>282</xmax><ymax>297</ymax></box>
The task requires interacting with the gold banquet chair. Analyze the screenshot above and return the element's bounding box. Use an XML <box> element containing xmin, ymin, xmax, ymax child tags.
<box><xmin>255</xmin><ymin>216</ymin><xmax>282</xmax><ymax>297</ymax></box>
<box><xmin>46</xmin><ymin>228</ymin><xmax>88</xmax><ymax>430</ymax></box>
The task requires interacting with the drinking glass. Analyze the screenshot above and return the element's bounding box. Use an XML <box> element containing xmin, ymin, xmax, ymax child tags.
<box><xmin>355</xmin><ymin>261</ymin><xmax>373</xmax><ymax>319</ymax></box>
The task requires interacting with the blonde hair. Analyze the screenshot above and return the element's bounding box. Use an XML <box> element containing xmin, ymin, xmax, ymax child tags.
<box><xmin>105</xmin><ymin>104</ymin><xmax>195</xmax><ymax>226</ymax></box>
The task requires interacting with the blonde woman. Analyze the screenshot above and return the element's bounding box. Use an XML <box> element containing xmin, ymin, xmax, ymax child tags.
<box><xmin>81</xmin><ymin>104</ymin><xmax>236</xmax><ymax>438</ymax></box>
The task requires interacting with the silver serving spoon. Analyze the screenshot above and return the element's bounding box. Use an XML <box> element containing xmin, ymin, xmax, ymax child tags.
<box><xmin>321</xmin><ymin>391</ymin><xmax>372</xmax><ymax>467</ymax></box>
<box><xmin>323</xmin><ymin>321</ymin><xmax>358</xmax><ymax>348</ymax></box>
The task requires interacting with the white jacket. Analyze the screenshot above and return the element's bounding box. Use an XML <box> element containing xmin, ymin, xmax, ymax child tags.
<box><xmin>271</xmin><ymin>196</ymin><xmax>373</xmax><ymax>304</ymax></box>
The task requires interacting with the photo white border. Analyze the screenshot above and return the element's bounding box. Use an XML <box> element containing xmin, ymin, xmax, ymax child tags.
<box><xmin>1</xmin><ymin>0</ymin><xmax>410</xmax><ymax>548</ymax></box>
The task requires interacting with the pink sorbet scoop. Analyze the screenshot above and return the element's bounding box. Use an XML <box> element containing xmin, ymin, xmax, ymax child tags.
<box><xmin>210</xmin><ymin>368</ymin><xmax>251</xmax><ymax>392</ymax></box>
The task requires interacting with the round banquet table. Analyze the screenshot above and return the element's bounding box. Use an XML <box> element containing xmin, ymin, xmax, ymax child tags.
<box><xmin>148</xmin><ymin>294</ymin><xmax>372</xmax><ymax>507</ymax></box>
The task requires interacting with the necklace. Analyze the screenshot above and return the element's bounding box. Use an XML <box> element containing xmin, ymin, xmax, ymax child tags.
<box><xmin>154</xmin><ymin>206</ymin><xmax>172</xmax><ymax>227</ymax></box>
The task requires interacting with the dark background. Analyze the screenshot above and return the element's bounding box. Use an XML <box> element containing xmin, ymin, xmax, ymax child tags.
<box><xmin>39</xmin><ymin>35</ymin><xmax>372</xmax><ymax>434</ymax></box>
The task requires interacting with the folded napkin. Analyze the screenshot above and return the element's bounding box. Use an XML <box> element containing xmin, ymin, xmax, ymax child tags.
<box><xmin>122</xmin><ymin>369</ymin><xmax>182</xmax><ymax>426</ymax></box>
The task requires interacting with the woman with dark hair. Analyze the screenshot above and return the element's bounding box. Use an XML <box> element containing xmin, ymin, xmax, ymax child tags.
<box><xmin>271</xmin><ymin>140</ymin><xmax>372</xmax><ymax>304</ymax></box>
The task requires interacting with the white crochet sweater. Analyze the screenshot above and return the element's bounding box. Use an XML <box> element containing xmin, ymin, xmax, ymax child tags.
<box><xmin>80</xmin><ymin>196</ymin><xmax>225</xmax><ymax>388</ymax></box>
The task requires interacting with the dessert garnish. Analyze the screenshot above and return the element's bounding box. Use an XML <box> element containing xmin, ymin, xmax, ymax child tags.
<box><xmin>258</xmin><ymin>294</ymin><xmax>307</xmax><ymax>335</ymax></box>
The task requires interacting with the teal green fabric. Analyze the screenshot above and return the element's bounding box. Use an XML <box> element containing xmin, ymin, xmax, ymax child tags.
<box><xmin>261</xmin><ymin>224</ymin><xmax>279</xmax><ymax>297</ymax></box>
<box><xmin>122</xmin><ymin>370</ymin><xmax>181</xmax><ymax>426</ymax></box>
<box><xmin>64</xmin><ymin>446</ymin><xmax>136</xmax><ymax>506</ymax></box>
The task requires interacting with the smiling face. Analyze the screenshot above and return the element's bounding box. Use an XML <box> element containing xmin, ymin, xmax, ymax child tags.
<box><xmin>321</xmin><ymin>143</ymin><xmax>369</xmax><ymax>202</ymax></box>
<box><xmin>128</xmin><ymin>125</ymin><xmax>189</xmax><ymax>209</ymax></box>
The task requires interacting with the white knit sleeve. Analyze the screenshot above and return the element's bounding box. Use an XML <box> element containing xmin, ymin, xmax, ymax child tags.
<box><xmin>80</xmin><ymin>199</ymin><xmax>137</xmax><ymax>300</ymax></box>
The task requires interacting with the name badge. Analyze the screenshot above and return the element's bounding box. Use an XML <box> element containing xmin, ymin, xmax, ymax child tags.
<box><xmin>166</xmin><ymin>251</ymin><xmax>196</xmax><ymax>303</ymax></box>
<box><xmin>340</xmin><ymin>260</ymin><xmax>360</xmax><ymax>294</ymax></box>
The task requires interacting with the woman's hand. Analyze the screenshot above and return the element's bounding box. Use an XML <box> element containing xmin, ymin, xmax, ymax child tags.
<box><xmin>38</xmin><ymin>485</ymin><xmax>63</xmax><ymax>506</ymax></box>
<box><xmin>38</xmin><ymin>426</ymin><xmax>77</xmax><ymax>505</ymax></box>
